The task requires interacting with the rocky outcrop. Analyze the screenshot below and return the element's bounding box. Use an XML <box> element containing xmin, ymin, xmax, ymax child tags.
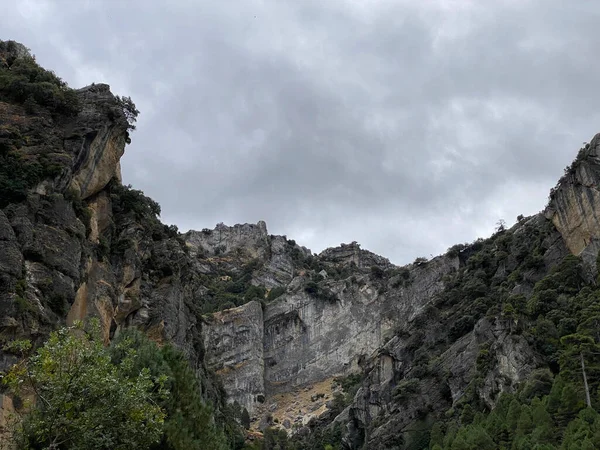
<box><xmin>319</xmin><ymin>241</ymin><xmax>393</xmax><ymax>269</ymax></box>
<box><xmin>546</xmin><ymin>134</ymin><xmax>600</xmax><ymax>271</ymax></box>
<box><xmin>68</xmin><ymin>84</ymin><xmax>128</xmax><ymax>200</ymax></box>
<box><xmin>185</xmin><ymin>221</ymin><xmax>270</xmax><ymax>259</ymax></box>
<box><xmin>199</xmin><ymin>253</ymin><xmax>459</xmax><ymax>415</ymax></box>
<box><xmin>203</xmin><ymin>301</ymin><xmax>265</xmax><ymax>414</ymax></box>
<box><xmin>252</xmin><ymin>235</ymin><xmax>300</xmax><ymax>288</ymax></box>
<box><xmin>0</xmin><ymin>53</ymin><xmax>216</xmax><ymax>406</ymax></box>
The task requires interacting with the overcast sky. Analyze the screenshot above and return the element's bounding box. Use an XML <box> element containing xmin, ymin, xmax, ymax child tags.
<box><xmin>3</xmin><ymin>0</ymin><xmax>600</xmax><ymax>264</ymax></box>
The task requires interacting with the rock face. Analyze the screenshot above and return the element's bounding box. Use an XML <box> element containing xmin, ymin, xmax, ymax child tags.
<box><xmin>199</xmin><ymin>252</ymin><xmax>459</xmax><ymax>414</ymax></box>
<box><xmin>185</xmin><ymin>222</ymin><xmax>270</xmax><ymax>259</ymax></box>
<box><xmin>0</xmin><ymin>44</ymin><xmax>223</xmax><ymax>409</ymax></box>
<box><xmin>263</xmin><ymin>255</ymin><xmax>457</xmax><ymax>392</ymax></box>
<box><xmin>319</xmin><ymin>241</ymin><xmax>394</xmax><ymax>269</ymax></box>
<box><xmin>68</xmin><ymin>84</ymin><xmax>128</xmax><ymax>200</ymax></box>
<box><xmin>203</xmin><ymin>301</ymin><xmax>265</xmax><ymax>412</ymax></box>
<box><xmin>546</xmin><ymin>134</ymin><xmax>600</xmax><ymax>271</ymax></box>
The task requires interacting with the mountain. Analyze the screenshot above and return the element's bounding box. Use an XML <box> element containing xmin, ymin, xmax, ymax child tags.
<box><xmin>2</xmin><ymin>40</ymin><xmax>600</xmax><ymax>449</ymax></box>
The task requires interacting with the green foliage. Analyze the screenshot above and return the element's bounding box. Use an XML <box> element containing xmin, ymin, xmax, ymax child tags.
<box><xmin>304</xmin><ymin>280</ymin><xmax>337</xmax><ymax>303</ymax></box>
<box><xmin>115</xmin><ymin>95</ymin><xmax>139</xmax><ymax>131</ymax></box>
<box><xmin>199</xmin><ymin>260</ymin><xmax>268</xmax><ymax>313</ymax></box>
<box><xmin>370</xmin><ymin>265</ymin><xmax>385</xmax><ymax>279</ymax></box>
<box><xmin>446</xmin><ymin>243</ymin><xmax>467</xmax><ymax>258</ymax></box>
<box><xmin>432</xmin><ymin>248</ymin><xmax>600</xmax><ymax>449</ymax></box>
<box><xmin>0</xmin><ymin>142</ymin><xmax>63</xmax><ymax>207</ymax></box>
<box><xmin>414</xmin><ymin>256</ymin><xmax>429</xmax><ymax>265</ymax></box>
<box><xmin>2</xmin><ymin>321</ymin><xmax>166</xmax><ymax>449</ymax></box>
<box><xmin>256</xmin><ymin>422</ymin><xmax>344</xmax><ymax>450</ymax></box>
<box><xmin>0</xmin><ymin>40</ymin><xmax>80</xmax><ymax>115</ymax></box>
<box><xmin>107</xmin><ymin>181</ymin><xmax>182</xmax><ymax>264</ymax></box>
<box><xmin>111</xmin><ymin>182</ymin><xmax>161</xmax><ymax>220</ymax></box>
<box><xmin>267</xmin><ymin>286</ymin><xmax>286</xmax><ymax>301</ymax></box>
<box><xmin>448</xmin><ymin>315</ymin><xmax>475</xmax><ymax>341</ymax></box>
<box><xmin>110</xmin><ymin>329</ymin><xmax>229</xmax><ymax>450</ymax></box>
<box><xmin>245</xmin><ymin>284</ymin><xmax>266</xmax><ymax>302</ymax></box>
<box><xmin>433</xmin><ymin>384</ymin><xmax>600</xmax><ymax>449</ymax></box>
<box><xmin>333</xmin><ymin>373</ymin><xmax>363</xmax><ymax>406</ymax></box>
<box><xmin>394</xmin><ymin>378</ymin><xmax>420</xmax><ymax>401</ymax></box>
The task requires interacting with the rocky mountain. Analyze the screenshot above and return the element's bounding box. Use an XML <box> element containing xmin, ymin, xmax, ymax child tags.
<box><xmin>2</xmin><ymin>39</ymin><xmax>600</xmax><ymax>449</ymax></box>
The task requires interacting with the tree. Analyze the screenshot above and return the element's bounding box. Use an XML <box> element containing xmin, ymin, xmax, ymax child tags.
<box><xmin>495</xmin><ymin>219</ymin><xmax>506</xmax><ymax>233</ymax></box>
<box><xmin>560</xmin><ymin>334</ymin><xmax>600</xmax><ymax>409</ymax></box>
<box><xmin>2</xmin><ymin>321</ymin><xmax>166</xmax><ymax>449</ymax></box>
<box><xmin>115</xmin><ymin>95</ymin><xmax>139</xmax><ymax>131</ymax></box>
<box><xmin>109</xmin><ymin>329</ymin><xmax>229</xmax><ymax>450</ymax></box>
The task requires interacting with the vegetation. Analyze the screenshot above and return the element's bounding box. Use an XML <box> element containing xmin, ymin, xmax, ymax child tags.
<box><xmin>0</xmin><ymin>143</ymin><xmax>63</xmax><ymax>207</ymax></box>
<box><xmin>197</xmin><ymin>260</ymin><xmax>267</xmax><ymax>313</ymax></box>
<box><xmin>2</xmin><ymin>321</ymin><xmax>167</xmax><ymax>449</ymax></box>
<box><xmin>110</xmin><ymin>329</ymin><xmax>230</xmax><ymax>450</ymax></box>
<box><xmin>1</xmin><ymin>321</ymin><xmax>238</xmax><ymax>450</ymax></box>
<box><xmin>0</xmin><ymin>40</ymin><xmax>80</xmax><ymax>115</ymax></box>
<box><xmin>267</xmin><ymin>286</ymin><xmax>286</xmax><ymax>302</ymax></box>
<box><xmin>430</xmin><ymin>249</ymin><xmax>600</xmax><ymax>449</ymax></box>
<box><xmin>304</xmin><ymin>280</ymin><xmax>337</xmax><ymax>303</ymax></box>
<box><xmin>333</xmin><ymin>373</ymin><xmax>363</xmax><ymax>406</ymax></box>
<box><xmin>547</xmin><ymin>142</ymin><xmax>590</xmax><ymax>207</ymax></box>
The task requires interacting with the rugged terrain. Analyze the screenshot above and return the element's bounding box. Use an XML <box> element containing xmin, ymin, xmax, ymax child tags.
<box><xmin>2</xmin><ymin>40</ymin><xmax>600</xmax><ymax>449</ymax></box>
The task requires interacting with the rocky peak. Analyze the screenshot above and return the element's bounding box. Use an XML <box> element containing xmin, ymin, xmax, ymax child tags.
<box><xmin>185</xmin><ymin>220</ymin><xmax>270</xmax><ymax>259</ymax></box>
<box><xmin>0</xmin><ymin>41</ymin><xmax>30</xmax><ymax>67</ymax></box>
<box><xmin>319</xmin><ymin>241</ymin><xmax>394</xmax><ymax>269</ymax></box>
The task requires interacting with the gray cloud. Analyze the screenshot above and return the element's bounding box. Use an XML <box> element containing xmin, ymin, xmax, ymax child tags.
<box><xmin>3</xmin><ymin>0</ymin><xmax>600</xmax><ymax>264</ymax></box>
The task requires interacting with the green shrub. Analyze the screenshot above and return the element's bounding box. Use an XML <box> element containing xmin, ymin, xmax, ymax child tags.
<box><xmin>267</xmin><ymin>286</ymin><xmax>286</xmax><ymax>301</ymax></box>
<box><xmin>370</xmin><ymin>266</ymin><xmax>385</xmax><ymax>279</ymax></box>
<box><xmin>448</xmin><ymin>315</ymin><xmax>475</xmax><ymax>341</ymax></box>
<box><xmin>110</xmin><ymin>329</ymin><xmax>230</xmax><ymax>450</ymax></box>
<box><xmin>0</xmin><ymin>148</ymin><xmax>63</xmax><ymax>208</ymax></box>
<box><xmin>0</xmin><ymin>40</ymin><xmax>80</xmax><ymax>115</ymax></box>
<box><xmin>393</xmin><ymin>378</ymin><xmax>420</xmax><ymax>400</ymax></box>
<box><xmin>3</xmin><ymin>321</ymin><xmax>166</xmax><ymax>449</ymax></box>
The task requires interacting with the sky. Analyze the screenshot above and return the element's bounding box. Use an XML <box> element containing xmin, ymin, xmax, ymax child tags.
<box><xmin>3</xmin><ymin>0</ymin><xmax>600</xmax><ymax>265</ymax></box>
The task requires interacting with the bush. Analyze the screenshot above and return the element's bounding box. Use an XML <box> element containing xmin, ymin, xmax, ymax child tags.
<box><xmin>245</xmin><ymin>285</ymin><xmax>266</xmax><ymax>301</ymax></box>
<box><xmin>370</xmin><ymin>266</ymin><xmax>385</xmax><ymax>279</ymax></box>
<box><xmin>267</xmin><ymin>286</ymin><xmax>286</xmax><ymax>301</ymax></box>
<box><xmin>0</xmin><ymin>40</ymin><xmax>80</xmax><ymax>115</ymax></box>
<box><xmin>0</xmin><ymin>147</ymin><xmax>63</xmax><ymax>208</ymax></box>
<box><xmin>393</xmin><ymin>378</ymin><xmax>420</xmax><ymax>400</ymax></box>
<box><xmin>111</xmin><ymin>183</ymin><xmax>161</xmax><ymax>220</ymax></box>
<box><xmin>448</xmin><ymin>315</ymin><xmax>476</xmax><ymax>341</ymax></box>
<box><xmin>2</xmin><ymin>321</ymin><xmax>166</xmax><ymax>449</ymax></box>
<box><xmin>304</xmin><ymin>281</ymin><xmax>337</xmax><ymax>303</ymax></box>
<box><xmin>446</xmin><ymin>243</ymin><xmax>467</xmax><ymax>258</ymax></box>
<box><xmin>110</xmin><ymin>330</ymin><xmax>229</xmax><ymax>450</ymax></box>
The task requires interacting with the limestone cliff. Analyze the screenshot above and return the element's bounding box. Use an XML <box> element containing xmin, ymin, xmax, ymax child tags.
<box><xmin>3</xmin><ymin>39</ymin><xmax>600</xmax><ymax>450</ymax></box>
<box><xmin>546</xmin><ymin>133</ymin><xmax>600</xmax><ymax>271</ymax></box>
<box><xmin>0</xmin><ymin>42</ymin><xmax>224</xmax><ymax>415</ymax></box>
<box><xmin>203</xmin><ymin>301</ymin><xmax>265</xmax><ymax>411</ymax></box>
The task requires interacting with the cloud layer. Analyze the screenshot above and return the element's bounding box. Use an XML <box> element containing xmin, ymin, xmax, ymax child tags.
<box><xmin>4</xmin><ymin>0</ymin><xmax>600</xmax><ymax>264</ymax></box>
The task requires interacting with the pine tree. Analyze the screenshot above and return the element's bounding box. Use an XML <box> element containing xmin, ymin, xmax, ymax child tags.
<box><xmin>110</xmin><ymin>329</ymin><xmax>229</xmax><ymax>450</ymax></box>
<box><xmin>429</xmin><ymin>422</ymin><xmax>444</xmax><ymax>449</ymax></box>
<box><xmin>516</xmin><ymin>405</ymin><xmax>533</xmax><ymax>437</ymax></box>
